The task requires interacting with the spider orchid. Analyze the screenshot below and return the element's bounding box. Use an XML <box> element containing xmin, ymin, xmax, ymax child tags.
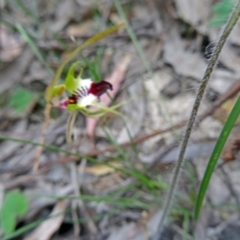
<box><xmin>59</xmin><ymin>79</ymin><xmax>112</xmax><ymax>110</ymax></box>
<box><xmin>46</xmin><ymin>62</ymin><xmax>119</xmax><ymax>118</ymax></box>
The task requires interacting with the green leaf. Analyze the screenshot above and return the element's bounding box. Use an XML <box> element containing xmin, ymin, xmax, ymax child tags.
<box><xmin>82</xmin><ymin>46</ymin><xmax>104</xmax><ymax>82</ymax></box>
<box><xmin>0</xmin><ymin>190</ymin><xmax>28</xmax><ymax>234</ymax></box>
<box><xmin>194</xmin><ymin>95</ymin><xmax>240</xmax><ymax>220</ymax></box>
<box><xmin>82</xmin><ymin>56</ymin><xmax>100</xmax><ymax>81</ymax></box>
<box><xmin>46</xmin><ymin>84</ymin><xmax>65</xmax><ymax>100</ymax></box>
<box><xmin>0</xmin><ymin>212</ymin><xmax>15</xmax><ymax>235</ymax></box>
<box><xmin>210</xmin><ymin>0</ymin><xmax>234</xmax><ymax>27</ymax></box>
<box><xmin>8</xmin><ymin>87</ymin><xmax>35</xmax><ymax>112</ymax></box>
<box><xmin>212</xmin><ymin>0</ymin><xmax>233</xmax><ymax>15</ymax></box>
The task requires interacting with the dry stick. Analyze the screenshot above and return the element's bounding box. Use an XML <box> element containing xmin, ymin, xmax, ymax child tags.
<box><xmin>33</xmin><ymin>104</ymin><xmax>51</xmax><ymax>171</ymax></box>
<box><xmin>70</xmin><ymin>159</ymin><xmax>98</xmax><ymax>235</ymax></box>
<box><xmin>67</xmin><ymin>112</ymin><xmax>98</xmax><ymax>235</ymax></box>
<box><xmin>67</xmin><ymin>112</ymin><xmax>81</xmax><ymax>237</ymax></box>
<box><xmin>153</xmin><ymin>2</ymin><xmax>240</xmax><ymax>239</ymax></box>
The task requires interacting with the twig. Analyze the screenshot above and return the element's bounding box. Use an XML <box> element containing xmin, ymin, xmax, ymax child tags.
<box><xmin>33</xmin><ymin>104</ymin><xmax>51</xmax><ymax>171</ymax></box>
<box><xmin>66</xmin><ymin>112</ymin><xmax>98</xmax><ymax>236</ymax></box>
<box><xmin>153</xmin><ymin>2</ymin><xmax>240</xmax><ymax>239</ymax></box>
<box><xmin>71</xmin><ymin>200</ymin><xmax>80</xmax><ymax>239</ymax></box>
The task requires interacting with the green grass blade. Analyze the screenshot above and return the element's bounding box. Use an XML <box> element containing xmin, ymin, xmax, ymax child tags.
<box><xmin>102</xmin><ymin>128</ymin><xmax>129</xmax><ymax>161</ymax></box>
<box><xmin>0</xmin><ymin>135</ymin><xmax>100</xmax><ymax>166</ymax></box>
<box><xmin>101</xmin><ymin>129</ymin><xmax>160</xmax><ymax>189</ymax></box>
<box><xmin>9</xmin><ymin>0</ymin><xmax>67</xmax><ymax>49</ymax></box>
<box><xmin>44</xmin><ymin>194</ymin><xmax>148</xmax><ymax>209</ymax></box>
<box><xmin>113</xmin><ymin>0</ymin><xmax>153</xmax><ymax>77</ymax></box>
<box><xmin>15</xmin><ymin>24</ymin><xmax>53</xmax><ymax>74</ymax></box>
<box><xmin>0</xmin><ymin>136</ymin><xmax>127</xmax><ymax>173</ymax></box>
<box><xmin>194</xmin><ymin>95</ymin><xmax>240</xmax><ymax>220</ymax></box>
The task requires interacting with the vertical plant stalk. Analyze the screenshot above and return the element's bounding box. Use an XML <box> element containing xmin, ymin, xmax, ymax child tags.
<box><xmin>66</xmin><ymin>111</ymin><xmax>77</xmax><ymax>144</ymax></box>
<box><xmin>154</xmin><ymin>1</ymin><xmax>240</xmax><ymax>239</ymax></box>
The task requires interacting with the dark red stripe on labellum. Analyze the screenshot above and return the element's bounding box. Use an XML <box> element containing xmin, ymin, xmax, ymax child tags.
<box><xmin>59</xmin><ymin>99</ymin><xmax>69</xmax><ymax>108</ymax></box>
<box><xmin>68</xmin><ymin>94</ymin><xmax>78</xmax><ymax>104</ymax></box>
<box><xmin>88</xmin><ymin>81</ymin><xmax>113</xmax><ymax>97</ymax></box>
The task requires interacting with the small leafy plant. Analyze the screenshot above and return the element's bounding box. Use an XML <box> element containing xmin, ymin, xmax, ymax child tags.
<box><xmin>8</xmin><ymin>87</ymin><xmax>36</xmax><ymax>113</ymax></box>
<box><xmin>0</xmin><ymin>190</ymin><xmax>28</xmax><ymax>235</ymax></box>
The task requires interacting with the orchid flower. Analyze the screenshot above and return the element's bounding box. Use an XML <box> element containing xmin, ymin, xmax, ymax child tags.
<box><xmin>47</xmin><ymin>62</ymin><xmax>120</xmax><ymax>118</ymax></box>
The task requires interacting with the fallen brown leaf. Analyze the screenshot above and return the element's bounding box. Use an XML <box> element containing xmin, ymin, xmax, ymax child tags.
<box><xmin>214</xmin><ymin>95</ymin><xmax>240</xmax><ymax>124</ymax></box>
<box><xmin>24</xmin><ymin>200</ymin><xmax>68</xmax><ymax>240</ymax></box>
<box><xmin>84</xmin><ymin>161</ymin><xmax>122</xmax><ymax>176</ymax></box>
<box><xmin>222</xmin><ymin>125</ymin><xmax>240</xmax><ymax>162</ymax></box>
<box><xmin>67</xmin><ymin>21</ymin><xmax>93</xmax><ymax>37</ymax></box>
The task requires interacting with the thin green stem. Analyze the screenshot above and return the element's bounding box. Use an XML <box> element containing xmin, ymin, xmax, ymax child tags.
<box><xmin>113</xmin><ymin>0</ymin><xmax>153</xmax><ymax>77</ymax></box>
<box><xmin>0</xmin><ymin>135</ymin><xmax>82</xmax><ymax>158</ymax></box>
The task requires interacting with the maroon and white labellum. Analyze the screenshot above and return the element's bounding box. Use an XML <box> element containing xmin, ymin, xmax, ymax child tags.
<box><xmin>59</xmin><ymin>79</ymin><xmax>112</xmax><ymax>109</ymax></box>
<box><xmin>89</xmin><ymin>81</ymin><xmax>113</xmax><ymax>97</ymax></box>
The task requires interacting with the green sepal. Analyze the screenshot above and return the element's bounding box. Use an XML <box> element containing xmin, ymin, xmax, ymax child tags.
<box><xmin>67</xmin><ymin>103</ymin><xmax>86</xmax><ymax>112</ymax></box>
<box><xmin>51</xmin><ymin>84</ymin><xmax>65</xmax><ymax>97</ymax></box>
<box><xmin>45</xmin><ymin>84</ymin><xmax>65</xmax><ymax>102</ymax></box>
<box><xmin>78</xmin><ymin>102</ymin><xmax>123</xmax><ymax>118</ymax></box>
<box><xmin>65</xmin><ymin>62</ymin><xmax>83</xmax><ymax>93</ymax></box>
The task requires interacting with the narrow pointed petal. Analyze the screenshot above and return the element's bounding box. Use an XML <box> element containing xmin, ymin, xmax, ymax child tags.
<box><xmin>64</xmin><ymin>62</ymin><xmax>81</xmax><ymax>93</ymax></box>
